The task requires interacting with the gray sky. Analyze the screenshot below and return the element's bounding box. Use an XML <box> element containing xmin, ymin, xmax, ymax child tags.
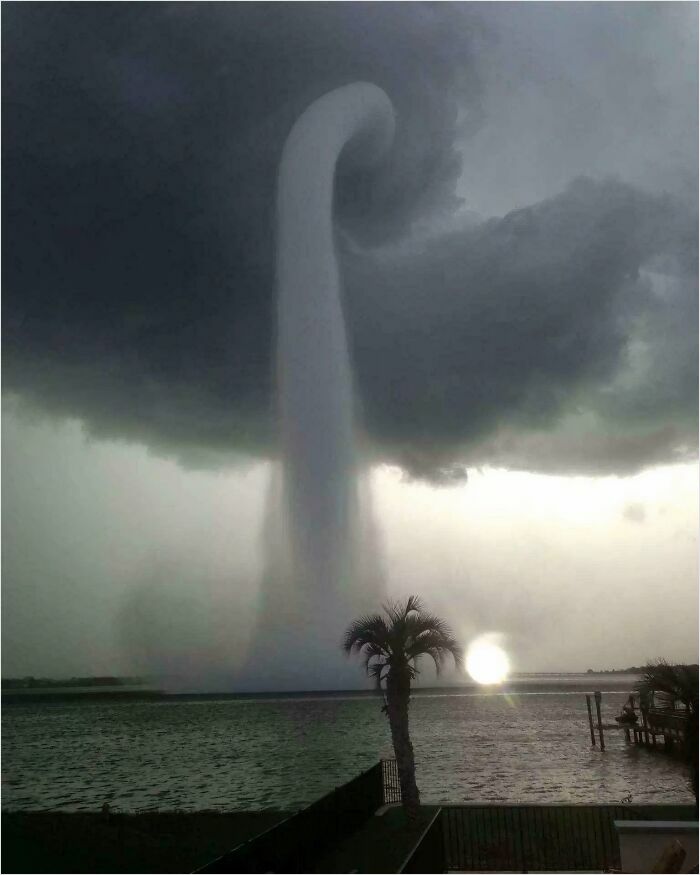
<box><xmin>3</xmin><ymin>3</ymin><xmax>697</xmax><ymax>686</ymax></box>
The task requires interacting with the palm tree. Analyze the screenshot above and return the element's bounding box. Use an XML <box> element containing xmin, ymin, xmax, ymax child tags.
<box><xmin>635</xmin><ymin>659</ymin><xmax>698</xmax><ymax>713</ymax></box>
<box><xmin>343</xmin><ymin>596</ymin><xmax>463</xmax><ymax>818</ymax></box>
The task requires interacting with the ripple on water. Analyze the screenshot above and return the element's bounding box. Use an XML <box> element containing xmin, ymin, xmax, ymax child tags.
<box><xmin>1</xmin><ymin>693</ymin><xmax>693</xmax><ymax>810</ymax></box>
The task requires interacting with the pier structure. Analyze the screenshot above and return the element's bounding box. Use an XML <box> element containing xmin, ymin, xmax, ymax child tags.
<box><xmin>633</xmin><ymin>701</ymin><xmax>691</xmax><ymax>754</ymax></box>
<box><xmin>586</xmin><ymin>689</ymin><xmax>693</xmax><ymax>756</ymax></box>
<box><xmin>624</xmin><ymin>688</ymin><xmax>692</xmax><ymax>755</ymax></box>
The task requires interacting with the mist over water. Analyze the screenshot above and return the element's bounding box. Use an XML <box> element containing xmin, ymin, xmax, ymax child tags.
<box><xmin>246</xmin><ymin>84</ymin><xmax>396</xmax><ymax>690</ymax></box>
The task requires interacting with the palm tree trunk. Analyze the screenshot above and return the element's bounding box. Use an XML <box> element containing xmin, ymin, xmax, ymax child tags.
<box><xmin>386</xmin><ymin>671</ymin><xmax>420</xmax><ymax>819</ymax></box>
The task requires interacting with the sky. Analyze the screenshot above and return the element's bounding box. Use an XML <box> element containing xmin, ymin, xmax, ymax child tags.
<box><xmin>3</xmin><ymin>2</ymin><xmax>698</xmax><ymax>687</ymax></box>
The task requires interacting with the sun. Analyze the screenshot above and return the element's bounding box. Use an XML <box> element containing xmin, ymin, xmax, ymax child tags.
<box><xmin>466</xmin><ymin>637</ymin><xmax>510</xmax><ymax>685</ymax></box>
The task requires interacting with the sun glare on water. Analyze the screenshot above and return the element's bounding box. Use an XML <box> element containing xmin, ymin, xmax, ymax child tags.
<box><xmin>466</xmin><ymin>636</ymin><xmax>510</xmax><ymax>685</ymax></box>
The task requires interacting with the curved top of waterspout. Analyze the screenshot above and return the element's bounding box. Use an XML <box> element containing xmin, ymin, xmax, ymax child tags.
<box><xmin>279</xmin><ymin>82</ymin><xmax>396</xmax><ymax>180</ymax></box>
<box><xmin>333</xmin><ymin>82</ymin><xmax>396</xmax><ymax>171</ymax></box>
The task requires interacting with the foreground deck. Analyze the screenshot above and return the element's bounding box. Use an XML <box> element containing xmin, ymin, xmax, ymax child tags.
<box><xmin>196</xmin><ymin>761</ymin><xmax>696</xmax><ymax>872</ymax></box>
<box><xmin>400</xmin><ymin>803</ymin><xmax>697</xmax><ymax>872</ymax></box>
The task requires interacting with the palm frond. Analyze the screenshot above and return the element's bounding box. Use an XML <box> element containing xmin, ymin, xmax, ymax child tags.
<box><xmin>635</xmin><ymin>659</ymin><xmax>699</xmax><ymax>711</ymax></box>
<box><xmin>405</xmin><ymin>619</ymin><xmax>463</xmax><ymax>671</ymax></box>
<box><xmin>444</xmin><ymin>636</ymin><xmax>464</xmax><ymax>669</ymax></box>
<box><xmin>418</xmin><ymin>647</ymin><xmax>443</xmax><ymax>675</ymax></box>
<box><xmin>407</xmin><ymin>634</ymin><xmax>463</xmax><ymax>674</ymax></box>
<box><xmin>403</xmin><ymin>595</ymin><xmax>423</xmax><ymax>616</ymax></box>
<box><xmin>383</xmin><ymin>595</ymin><xmax>423</xmax><ymax>627</ymax></box>
<box><xmin>382</xmin><ymin>599</ymin><xmax>403</xmax><ymax>627</ymax></box>
<box><xmin>368</xmin><ymin>660</ymin><xmax>388</xmax><ymax>689</ymax></box>
<box><xmin>342</xmin><ymin>613</ymin><xmax>389</xmax><ymax>653</ymax></box>
<box><xmin>361</xmin><ymin>642</ymin><xmax>388</xmax><ymax>674</ymax></box>
<box><xmin>405</xmin><ymin>612</ymin><xmax>451</xmax><ymax>639</ymax></box>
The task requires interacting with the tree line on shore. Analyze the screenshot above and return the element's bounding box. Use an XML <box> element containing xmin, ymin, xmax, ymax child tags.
<box><xmin>585</xmin><ymin>665</ymin><xmax>699</xmax><ymax>674</ymax></box>
<box><xmin>2</xmin><ymin>676</ymin><xmax>146</xmax><ymax>689</ymax></box>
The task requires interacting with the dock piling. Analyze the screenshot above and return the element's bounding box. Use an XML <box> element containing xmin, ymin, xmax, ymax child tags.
<box><xmin>640</xmin><ymin>692</ymin><xmax>650</xmax><ymax>746</ymax></box>
<box><xmin>586</xmin><ymin>695</ymin><xmax>596</xmax><ymax>746</ymax></box>
<box><xmin>594</xmin><ymin>691</ymin><xmax>605</xmax><ymax>751</ymax></box>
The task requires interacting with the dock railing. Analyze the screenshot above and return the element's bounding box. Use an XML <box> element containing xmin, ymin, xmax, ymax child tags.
<box><xmin>635</xmin><ymin>707</ymin><xmax>691</xmax><ymax>752</ymax></box>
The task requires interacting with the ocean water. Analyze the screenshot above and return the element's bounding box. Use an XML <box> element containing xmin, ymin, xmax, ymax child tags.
<box><xmin>2</xmin><ymin>677</ymin><xmax>693</xmax><ymax>811</ymax></box>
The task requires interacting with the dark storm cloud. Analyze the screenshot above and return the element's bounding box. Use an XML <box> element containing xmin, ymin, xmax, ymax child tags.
<box><xmin>3</xmin><ymin>3</ymin><xmax>697</xmax><ymax>478</ymax></box>
<box><xmin>345</xmin><ymin>178</ymin><xmax>698</xmax><ymax>477</ymax></box>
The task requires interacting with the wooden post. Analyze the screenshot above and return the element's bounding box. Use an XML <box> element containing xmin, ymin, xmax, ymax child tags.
<box><xmin>594</xmin><ymin>691</ymin><xmax>605</xmax><ymax>751</ymax></box>
<box><xmin>586</xmin><ymin>694</ymin><xmax>596</xmax><ymax>746</ymax></box>
<box><xmin>641</xmin><ymin>693</ymin><xmax>650</xmax><ymax>746</ymax></box>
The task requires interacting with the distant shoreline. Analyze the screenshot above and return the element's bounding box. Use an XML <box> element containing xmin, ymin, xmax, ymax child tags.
<box><xmin>1</xmin><ymin>673</ymin><xmax>643</xmax><ymax>704</ymax></box>
<box><xmin>1</xmin><ymin>669</ymin><xmax>647</xmax><ymax>690</ymax></box>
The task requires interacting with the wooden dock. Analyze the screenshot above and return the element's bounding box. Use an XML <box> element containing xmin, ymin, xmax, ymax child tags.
<box><xmin>633</xmin><ymin>707</ymin><xmax>690</xmax><ymax>755</ymax></box>
<box><xmin>585</xmin><ymin>691</ymin><xmax>691</xmax><ymax>755</ymax></box>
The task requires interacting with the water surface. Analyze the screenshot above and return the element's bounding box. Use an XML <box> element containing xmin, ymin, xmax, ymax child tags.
<box><xmin>2</xmin><ymin>677</ymin><xmax>692</xmax><ymax>811</ymax></box>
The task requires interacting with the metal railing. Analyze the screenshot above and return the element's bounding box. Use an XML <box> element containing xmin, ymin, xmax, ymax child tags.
<box><xmin>382</xmin><ymin>757</ymin><xmax>402</xmax><ymax>803</ymax></box>
<box><xmin>195</xmin><ymin>762</ymin><xmax>384</xmax><ymax>873</ymax></box>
